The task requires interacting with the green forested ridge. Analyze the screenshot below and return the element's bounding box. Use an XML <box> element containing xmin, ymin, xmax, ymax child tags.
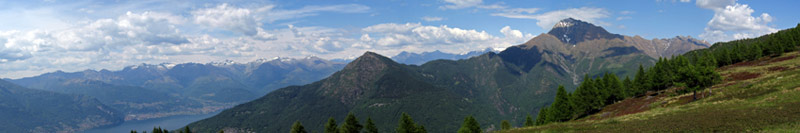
<box><xmin>529</xmin><ymin>24</ymin><xmax>800</xmax><ymax>128</ymax></box>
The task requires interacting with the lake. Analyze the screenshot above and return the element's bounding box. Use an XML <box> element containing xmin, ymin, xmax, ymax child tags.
<box><xmin>84</xmin><ymin>111</ymin><xmax>221</xmax><ymax>133</ymax></box>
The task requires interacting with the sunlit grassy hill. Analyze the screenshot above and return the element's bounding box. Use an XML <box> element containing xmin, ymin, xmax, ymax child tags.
<box><xmin>505</xmin><ymin>51</ymin><xmax>800</xmax><ymax>132</ymax></box>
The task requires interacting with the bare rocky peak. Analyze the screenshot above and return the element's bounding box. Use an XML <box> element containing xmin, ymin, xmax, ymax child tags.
<box><xmin>547</xmin><ymin>18</ymin><xmax>624</xmax><ymax>44</ymax></box>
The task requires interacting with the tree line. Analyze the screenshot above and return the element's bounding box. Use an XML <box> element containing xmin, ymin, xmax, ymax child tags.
<box><xmin>289</xmin><ymin>112</ymin><xmax>517</xmax><ymax>133</ymax></box>
<box><xmin>535</xmin><ymin>23</ymin><xmax>800</xmax><ymax>125</ymax></box>
<box><xmin>290</xmin><ymin>112</ymin><xmax>416</xmax><ymax>133</ymax></box>
<box><xmin>130</xmin><ymin>126</ymin><xmax>198</xmax><ymax>133</ymax></box>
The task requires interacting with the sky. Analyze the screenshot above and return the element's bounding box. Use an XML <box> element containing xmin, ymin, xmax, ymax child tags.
<box><xmin>0</xmin><ymin>0</ymin><xmax>797</xmax><ymax>79</ymax></box>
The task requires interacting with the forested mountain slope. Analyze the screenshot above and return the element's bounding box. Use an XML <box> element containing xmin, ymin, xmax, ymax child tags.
<box><xmin>509</xmin><ymin>23</ymin><xmax>800</xmax><ymax>132</ymax></box>
<box><xmin>186</xmin><ymin>18</ymin><xmax>708</xmax><ymax>133</ymax></box>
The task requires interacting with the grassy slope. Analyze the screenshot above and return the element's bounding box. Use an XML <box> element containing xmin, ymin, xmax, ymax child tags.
<box><xmin>505</xmin><ymin>51</ymin><xmax>800</xmax><ymax>132</ymax></box>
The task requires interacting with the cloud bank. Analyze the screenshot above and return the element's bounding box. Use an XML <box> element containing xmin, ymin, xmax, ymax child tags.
<box><xmin>697</xmin><ymin>0</ymin><xmax>777</xmax><ymax>43</ymax></box>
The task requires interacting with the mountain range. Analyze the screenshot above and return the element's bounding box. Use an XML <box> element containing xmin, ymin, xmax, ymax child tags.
<box><xmin>391</xmin><ymin>48</ymin><xmax>495</xmax><ymax>65</ymax></box>
<box><xmin>1</xmin><ymin>48</ymin><xmax>496</xmax><ymax>132</ymax></box>
<box><xmin>8</xmin><ymin>57</ymin><xmax>346</xmax><ymax>121</ymax></box>
<box><xmin>186</xmin><ymin>18</ymin><xmax>710</xmax><ymax>132</ymax></box>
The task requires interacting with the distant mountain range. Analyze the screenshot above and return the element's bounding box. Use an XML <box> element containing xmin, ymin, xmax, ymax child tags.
<box><xmin>1</xmin><ymin>49</ymin><xmax>492</xmax><ymax>132</ymax></box>
<box><xmin>328</xmin><ymin>49</ymin><xmax>494</xmax><ymax>65</ymax></box>
<box><xmin>391</xmin><ymin>48</ymin><xmax>495</xmax><ymax>65</ymax></box>
<box><xmin>186</xmin><ymin>18</ymin><xmax>710</xmax><ymax>132</ymax></box>
<box><xmin>8</xmin><ymin>57</ymin><xmax>346</xmax><ymax>121</ymax></box>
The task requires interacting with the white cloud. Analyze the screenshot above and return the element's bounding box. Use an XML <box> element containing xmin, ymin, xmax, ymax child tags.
<box><xmin>421</xmin><ymin>16</ymin><xmax>444</xmax><ymax>22</ymax></box>
<box><xmin>491</xmin><ymin>7</ymin><xmax>611</xmax><ymax>30</ymax></box>
<box><xmin>359</xmin><ymin>23</ymin><xmax>533</xmax><ymax>55</ymax></box>
<box><xmin>500</xmin><ymin>26</ymin><xmax>524</xmax><ymax>38</ymax></box>
<box><xmin>363</xmin><ymin>23</ymin><xmax>493</xmax><ymax>46</ymax></box>
<box><xmin>697</xmin><ymin>1</ymin><xmax>777</xmax><ymax>43</ymax></box>
<box><xmin>0</xmin><ymin>2</ymin><xmax>541</xmax><ymax>79</ymax></box>
<box><xmin>192</xmin><ymin>3</ymin><xmax>262</xmax><ymax>36</ymax></box>
<box><xmin>0</xmin><ymin>11</ymin><xmax>231</xmax><ymax>79</ymax></box>
<box><xmin>440</xmin><ymin>0</ymin><xmax>483</xmax><ymax>9</ymax></box>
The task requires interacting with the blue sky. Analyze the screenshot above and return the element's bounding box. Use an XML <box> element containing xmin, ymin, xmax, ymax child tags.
<box><xmin>0</xmin><ymin>0</ymin><xmax>797</xmax><ymax>78</ymax></box>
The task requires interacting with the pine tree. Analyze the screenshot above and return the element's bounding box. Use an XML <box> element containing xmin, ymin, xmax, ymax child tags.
<box><xmin>570</xmin><ymin>75</ymin><xmax>593</xmax><ymax>118</ymax></box>
<box><xmin>397</xmin><ymin>112</ymin><xmax>419</xmax><ymax>133</ymax></box>
<box><xmin>524</xmin><ymin>114</ymin><xmax>534</xmax><ymax>127</ymax></box>
<box><xmin>218</xmin><ymin>130</ymin><xmax>224</xmax><ymax>133</ymax></box>
<box><xmin>457</xmin><ymin>116</ymin><xmax>480</xmax><ymax>133</ymax></box>
<box><xmin>365</xmin><ymin>117</ymin><xmax>379</xmax><ymax>133</ymax></box>
<box><xmin>550</xmin><ymin>85</ymin><xmax>572</xmax><ymax>122</ymax></box>
<box><xmin>182</xmin><ymin>126</ymin><xmax>191</xmax><ymax>133</ymax></box>
<box><xmin>604</xmin><ymin>73</ymin><xmax>624</xmax><ymax>103</ymax></box>
<box><xmin>324</xmin><ymin>117</ymin><xmax>338</xmax><ymax>133</ymax></box>
<box><xmin>131</xmin><ymin>130</ymin><xmax>138</xmax><ymax>133</ymax></box>
<box><xmin>291</xmin><ymin>121</ymin><xmax>308</xmax><ymax>133</ymax></box>
<box><xmin>153</xmin><ymin>127</ymin><xmax>162</xmax><ymax>133</ymax></box>
<box><xmin>633</xmin><ymin>64</ymin><xmax>648</xmax><ymax>95</ymax></box>
<box><xmin>753</xmin><ymin>43</ymin><xmax>763</xmax><ymax>60</ymax></box>
<box><xmin>622</xmin><ymin>76</ymin><xmax>633</xmax><ymax>98</ymax></box>
<box><xmin>501</xmin><ymin>120</ymin><xmax>511</xmax><ymax>130</ymax></box>
<box><xmin>340</xmin><ymin>113</ymin><xmax>363</xmax><ymax>133</ymax></box>
<box><xmin>535</xmin><ymin>107</ymin><xmax>548</xmax><ymax>125</ymax></box>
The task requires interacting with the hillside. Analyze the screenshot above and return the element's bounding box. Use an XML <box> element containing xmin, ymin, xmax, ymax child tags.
<box><xmin>0</xmin><ymin>79</ymin><xmax>124</xmax><ymax>132</ymax></box>
<box><xmin>507</xmin><ymin>51</ymin><xmax>800</xmax><ymax>132</ymax></box>
<box><xmin>186</xmin><ymin>18</ymin><xmax>708</xmax><ymax>133</ymax></box>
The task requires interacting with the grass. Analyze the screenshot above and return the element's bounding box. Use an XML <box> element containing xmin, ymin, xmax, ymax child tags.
<box><xmin>501</xmin><ymin>51</ymin><xmax>800</xmax><ymax>132</ymax></box>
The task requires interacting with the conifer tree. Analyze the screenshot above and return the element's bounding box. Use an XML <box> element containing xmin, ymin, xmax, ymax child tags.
<box><xmin>153</xmin><ymin>127</ymin><xmax>162</xmax><ymax>133</ymax></box>
<box><xmin>622</xmin><ymin>76</ymin><xmax>633</xmax><ymax>98</ymax></box>
<box><xmin>291</xmin><ymin>121</ymin><xmax>308</xmax><ymax>133</ymax></box>
<box><xmin>633</xmin><ymin>64</ymin><xmax>648</xmax><ymax>95</ymax></box>
<box><xmin>457</xmin><ymin>116</ymin><xmax>480</xmax><ymax>133</ymax></box>
<box><xmin>397</xmin><ymin>112</ymin><xmax>420</xmax><ymax>133</ymax></box>
<box><xmin>550</xmin><ymin>85</ymin><xmax>572</xmax><ymax>122</ymax></box>
<box><xmin>340</xmin><ymin>113</ymin><xmax>363</xmax><ymax>133</ymax></box>
<box><xmin>604</xmin><ymin>73</ymin><xmax>623</xmax><ymax>103</ymax></box>
<box><xmin>365</xmin><ymin>117</ymin><xmax>379</xmax><ymax>133</ymax></box>
<box><xmin>324</xmin><ymin>117</ymin><xmax>338</xmax><ymax>133</ymax></box>
<box><xmin>524</xmin><ymin>114</ymin><xmax>534</xmax><ymax>127</ymax></box>
<box><xmin>501</xmin><ymin>120</ymin><xmax>511</xmax><ymax>130</ymax></box>
<box><xmin>535</xmin><ymin>107</ymin><xmax>548</xmax><ymax>125</ymax></box>
<box><xmin>182</xmin><ymin>126</ymin><xmax>191</xmax><ymax>133</ymax></box>
<box><xmin>570</xmin><ymin>75</ymin><xmax>593</xmax><ymax>117</ymax></box>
